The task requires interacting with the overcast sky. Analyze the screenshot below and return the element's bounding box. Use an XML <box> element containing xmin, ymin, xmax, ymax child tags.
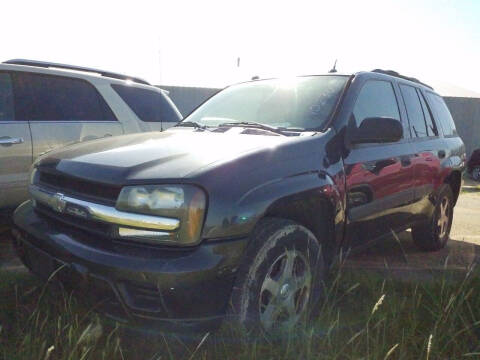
<box><xmin>1</xmin><ymin>0</ymin><xmax>479</xmax><ymax>93</ymax></box>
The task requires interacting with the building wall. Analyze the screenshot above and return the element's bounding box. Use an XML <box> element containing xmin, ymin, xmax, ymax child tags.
<box><xmin>160</xmin><ymin>85</ymin><xmax>220</xmax><ymax>117</ymax></box>
<box><xmin>160</xmin><ymin>85</ymin><xmax>480</xmax><ymax>158</ymax></box>
<box><xmin>444</xmin><ymin>97</ymin><xmax>480</xmax><ymax>157</ymax></box>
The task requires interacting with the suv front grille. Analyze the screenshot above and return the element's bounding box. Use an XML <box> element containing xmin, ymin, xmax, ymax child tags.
<box><xmin>38</xmin><ymin>171</ymin><xmax>121</xmax><ymax>205</ymax></box>
<box><xmin>35</xmin><ymin>202</ymin><xmax>113</xmax><ymax>237</ymax></box>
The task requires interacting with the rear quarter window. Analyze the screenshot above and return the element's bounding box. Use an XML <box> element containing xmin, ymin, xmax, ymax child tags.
<box><xmin>425</xmin><ymin>92</ymin><xmax>457</xmax><ymax>136</ymax></box>
<box><xmin>111</xmin><ymin>84</ymin><xmax>181</xmax><ymax>123</ymax></box>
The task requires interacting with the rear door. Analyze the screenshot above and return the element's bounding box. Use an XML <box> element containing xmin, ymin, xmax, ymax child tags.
<box><xmin>0</xmin><ymin>72</ymin><xmax>33</xmax><ymax>210</ymax></box>
<box><xmin>12</xmin><ymin>72</ymin><xmax>123</xmax><ymax>159</ymax></box>
<box><xmin>399</xmin><ymin>84</ymin><xmax>443</xmax><ymax>224</ymax></box>
<box><xmin>111</xmin><ymin>84</ymin><xmax>182</xmax><ymax>131</ymax></box>
<box><xmin>344</xmin><ymin>79</ymin><xmax>415</xmax><ymax>247</ymax></box>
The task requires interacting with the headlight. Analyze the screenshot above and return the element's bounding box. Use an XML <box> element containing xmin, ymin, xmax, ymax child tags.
<box><xmin>115</xmin><ymin>185</ymin><xmax>207</xmax><ymax>246</ymax></box>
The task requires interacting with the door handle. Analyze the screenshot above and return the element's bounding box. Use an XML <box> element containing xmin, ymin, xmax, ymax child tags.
<box><xmin>400</xmin><ymin>157</ymin><xmax>411</xmax><ymax>166</ymax></box>
<box><xmin>438</xmin><ymin>150</ymin><xmax>446</xmax><ymax>159</ymax></box>
<box><xmin>0</xmin><ymin>137</ymin><xmax>24</xmax><ymax>145</ymax></box>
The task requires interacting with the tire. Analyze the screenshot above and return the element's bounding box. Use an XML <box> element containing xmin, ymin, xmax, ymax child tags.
<box><xmin>472</xmin><ymin>166</ymin><xmax>480</xmax><ymax>181</ymax></box>
<box><xmin>412</xmin><ymin>184</ymin><xmax>454</xmax><ymax>251</ymax></box>
<box><xmin>228</xmin><ymin>218</ymin><xmax>324</xmax><ymax>335</ymax></box>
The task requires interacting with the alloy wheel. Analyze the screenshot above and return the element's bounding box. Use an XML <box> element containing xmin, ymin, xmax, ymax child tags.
<box><xmin>437</xmin><ymin>196</ymin><xmax>450</xmax><ymax>239</ymax></box>
<box><xmin>259</xmin><ymin>249</ymin><xmax>312</xmax><ymax>332</ymax></box>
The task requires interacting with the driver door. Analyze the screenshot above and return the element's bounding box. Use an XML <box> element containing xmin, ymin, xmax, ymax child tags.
<box><xmin>343</xmin><ymin>79</ymin><xmax>415</xmax><ymax>248</ymax></box>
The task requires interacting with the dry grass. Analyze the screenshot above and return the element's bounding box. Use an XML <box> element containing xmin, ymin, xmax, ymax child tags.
<box><xmin>1</xmin><ymin>259</ymin><xmax>480</xmax><ymax>359</ymax></box>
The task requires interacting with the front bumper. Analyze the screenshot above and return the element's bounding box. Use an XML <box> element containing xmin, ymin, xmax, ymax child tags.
<box><xmin>12</xmin><ymin>201</ymin><xmax>248</xmax><ymax>332</ymax></box>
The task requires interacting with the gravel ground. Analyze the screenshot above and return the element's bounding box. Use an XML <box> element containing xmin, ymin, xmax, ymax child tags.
<box><xmin>1</xmin><ymin>182</ymin><xmax>479</xmax><ymax>275</ymax></box>
<box><xmin>346</xmin><ymin>180</ymin><xmax>480</xmax><ymax>274</ymax></box>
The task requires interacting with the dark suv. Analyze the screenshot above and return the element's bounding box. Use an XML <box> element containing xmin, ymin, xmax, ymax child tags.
<box><xmin>12</xmin><ymin>70</ymin><xmax>465</xmax><ymax>333</ymax></box>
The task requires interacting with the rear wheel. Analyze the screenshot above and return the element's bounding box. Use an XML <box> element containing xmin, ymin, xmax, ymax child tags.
<box><xmin>412</xmin><ymin>184</ymin><xmax>454</xmax><ymax>251</ymax></box>
<box><xmin>472</xmin><ymin>166</ymin><xmax>480</xmax><ymax>181</ymax></box>
<box><xmin>229</xmin><ymin>218</ymin><xmax>324</xmax><ymax>335</ymax></box>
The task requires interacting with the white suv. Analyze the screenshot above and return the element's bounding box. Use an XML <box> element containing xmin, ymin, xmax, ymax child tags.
<box><xmin>0</xmin><ymin>59</ymin><xmax>182</xmax><ymax>214</ymax></box>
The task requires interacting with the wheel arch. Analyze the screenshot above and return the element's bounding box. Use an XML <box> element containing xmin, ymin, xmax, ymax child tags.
<box><xmin>263</xmin><ymin>190</ymin><xmax>337</xmax><ymax>262</ymax></box>
<box><xmin>239</xmin><ymin>171</ymin><xmax>345</xmax><ymax>265</ymax></box>
<box><xmin>203</xmin><ymin>171</ymin><xmax>345</xmax><ymax>258</ymax></box>
<box><xmin>444</xmin><ymin>170</ymin><xmax>462</xmax><ymax>205</ymax></box>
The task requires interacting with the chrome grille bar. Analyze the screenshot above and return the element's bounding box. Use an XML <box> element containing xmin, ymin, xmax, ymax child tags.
<box><xmin>29</xmin><ymin>185</ymin><xmax>180</xmax><ymax>231</ymax></box>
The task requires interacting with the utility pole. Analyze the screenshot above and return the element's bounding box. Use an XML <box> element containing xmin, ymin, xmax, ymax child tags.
<box><xmin>158</xmin><ymin>36</ymin><xmax>163</xmax><ymax>85</ymax></box>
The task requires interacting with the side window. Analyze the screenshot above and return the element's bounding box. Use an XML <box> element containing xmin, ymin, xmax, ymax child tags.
<box><xmin>400</xmin><ymin>84</ymin><xmax>428</xmax><ymax>137</ymax></box>
<box><xmin>353</xmin><ymin>80</ymin><xmax>400</xmax><ymax>128</ymax></box>
<box><xmin>13</xmin><ymin>73</ymin><xmax>116</xmax><ymax>121</ymax></box>
<box><xmin>0</xmin><ymin>73</ymin><xmax>14</xmax><ymax>121</ymax></box>
<box><xmin>111</xmin><ymin>84</ymin><xmax>181</xmax><ymax>123</ymax></box>
<box><xmin>417</xmin><ymin>90</ymin><xmax>438</xmax><ymax>136</ymax></box>
<box><xmin>426</xmin><ymin>93</ymin><xmax>457</xmax><ymax>136</ymax></box>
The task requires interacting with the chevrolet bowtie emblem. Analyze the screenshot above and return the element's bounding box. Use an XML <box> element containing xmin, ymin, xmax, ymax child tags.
<box><xmin>52</xmin><ymin>193</ymin><xmax>67</xmax><ymax>213</ymax></box>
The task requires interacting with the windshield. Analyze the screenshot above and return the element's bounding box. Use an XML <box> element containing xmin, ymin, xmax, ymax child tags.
<box><xmin>183</xmin><ymin>76</ymin><xmax>349</xmax><ymax>130</ymax></box>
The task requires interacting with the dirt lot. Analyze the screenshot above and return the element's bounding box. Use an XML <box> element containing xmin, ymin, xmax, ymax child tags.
<box><xmin>1</xmin><ymin>181</ymin><xmax>479</xmax><ymax>275</ymax></box>
<box><xmin>346</xmin><ymin>179</ymin><xmax>480</xmax><ymax>275</ymax></box>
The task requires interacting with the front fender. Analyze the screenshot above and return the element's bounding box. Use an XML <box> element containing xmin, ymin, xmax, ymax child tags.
<box><xmin>202</xmin><ymin>171</ymin><xmax>344</xmax><ymax>241</ymax></box>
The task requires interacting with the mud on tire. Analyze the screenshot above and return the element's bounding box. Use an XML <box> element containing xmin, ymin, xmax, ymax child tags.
<box><xmin>228</xmin><ymin>218</ymin><xmax>324</xmax><ymax>334</ymax></box>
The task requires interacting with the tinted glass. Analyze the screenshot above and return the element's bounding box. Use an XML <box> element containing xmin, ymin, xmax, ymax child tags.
<box><xmin>112</xmin><ymin>84</ymin><xmax>181</xmax><ymax>123</ymax></box>
<box><xmin>418</xmin><ymin>90</ymin><xmax>438</xmax><ymax>136</ymax></box>
<box><xmin>13</xmin><ymin>73</ymin><xmax>116</xmax><ymax>121</ymax></box>
<box><xmin>400</xmin><ymin>84</ymin><xmax>427</xmax><ymax>137</ymax></box>
<box><xmin>184</xmin><ymin>76</ymin><xmax>348</xmax><ymax>130</ymax></box>
<box><xmin>353</xmin><ymin>80</ymin><xmax>400</xmax><ymax>127</ymax></box>
<box><xmin>0</xmin><ymin>73</ymin><xmax>14</xmax><ymax>121</ymax></box>
<box><xmin>426</xmin><ymin>93</ymin><xmax>457</xmax><ymax>136</ymax></box>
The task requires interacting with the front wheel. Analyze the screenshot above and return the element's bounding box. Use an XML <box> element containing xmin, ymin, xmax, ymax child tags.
<box><xmin>412</xmin><ymin>184</ymin><xmax>454</xmax><ymax>251</ymax></box>
<box><xmin>229</xmin><ymin>218</ymin><xmax>324</xmax><ymax>335</ymax></box>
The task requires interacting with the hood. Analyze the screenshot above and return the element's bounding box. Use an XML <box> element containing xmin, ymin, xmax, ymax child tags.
<box><xmin>37</xmin><ymin>128</ymin><xmax>294</xmax><ymax>184</ymax></box>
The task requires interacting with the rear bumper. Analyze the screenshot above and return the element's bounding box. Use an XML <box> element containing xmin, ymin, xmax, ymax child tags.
<box><xmin>12</xmin><ymin>201</ymin><xmax>248</xmax><ymax>332</ymax></box>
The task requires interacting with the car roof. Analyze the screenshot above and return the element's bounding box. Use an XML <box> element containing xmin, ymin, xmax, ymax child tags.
<box><xmin>0</xmin><ymin>60</ymin><xmax>167</xmax><ymax>93</ymax></box>
<box><xmin>231</xmin><ymin>70</ymin><xmax>437</xmax><ymax>94</ymax></box>
<box><xmin>353</xmin><ymin>70</ymin><xmax>435</xmax><ymax>92</ymax></box>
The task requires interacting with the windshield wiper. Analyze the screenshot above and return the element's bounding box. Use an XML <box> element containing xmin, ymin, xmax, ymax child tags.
<box><xmin>218</xmin><ymin>121</ymin><xmax>288</xmax><ymax>136</ymax></box>
<box><xmin>175</xmin><ymin>121</ymin><xmax>209</xmax><ymax>130</ymax></box>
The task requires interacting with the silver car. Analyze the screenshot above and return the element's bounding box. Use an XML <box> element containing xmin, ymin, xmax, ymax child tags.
<box><xmin>0</xmin><ymin>59</ymin><xmax>182</xmax><ymax>215</ymax></box>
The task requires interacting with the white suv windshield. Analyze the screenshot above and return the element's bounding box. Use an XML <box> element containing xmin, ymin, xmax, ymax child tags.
<box><xmin>184</xmin><ymin>76</ymin><xmax>348</xmax><ymax>131</ymax></box>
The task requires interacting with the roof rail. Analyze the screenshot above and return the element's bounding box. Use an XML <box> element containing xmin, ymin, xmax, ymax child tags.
<box><xmin>3</xmin><ymin>59</ymin><xmax>150</xmax><ymax>85</ymax></box>
<box><xmin>371</xmin><ymin>69</ymin><xmax>433</xmax><ymax>90</ymax></box>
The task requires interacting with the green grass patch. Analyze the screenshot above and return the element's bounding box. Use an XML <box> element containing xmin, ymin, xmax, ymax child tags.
<box><xmin>0</xmin><ymin>264</ymin><xmax>480</xmax><ymax>359</ymax></box>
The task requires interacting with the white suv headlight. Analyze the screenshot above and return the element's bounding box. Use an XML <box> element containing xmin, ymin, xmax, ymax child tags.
<box><xmin>30</xmin><ymin>167</ymin><xmax>39</xmax><ymax>185</ymax></box>
<box><xmin>115</xmin><ymin>185</ymin><xmax>207</xmax><ymax>245</ymax></box>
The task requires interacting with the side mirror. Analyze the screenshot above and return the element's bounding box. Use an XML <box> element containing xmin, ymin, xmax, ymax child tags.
<box><xmin>351</xmin><ymin>117</ymin><xmax>403</xmax><ymax>144</ymax></box>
